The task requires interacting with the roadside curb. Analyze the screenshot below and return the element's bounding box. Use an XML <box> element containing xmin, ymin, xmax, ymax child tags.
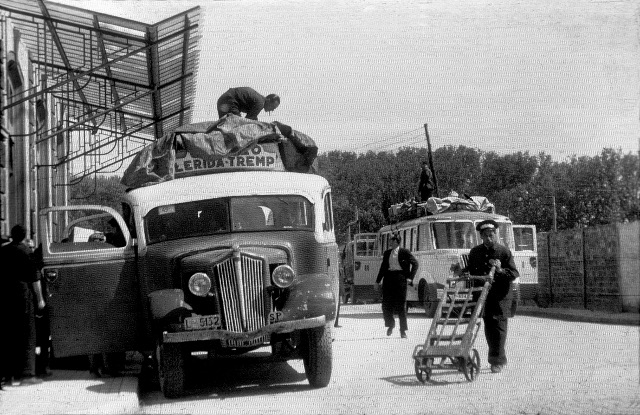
<box><xmin>517</xmin><ymin>305</ymin><xmax>640</xmax><ymax>326</ymax></box>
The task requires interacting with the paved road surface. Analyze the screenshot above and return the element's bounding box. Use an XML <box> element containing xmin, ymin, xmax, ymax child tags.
<box><xmin>138</xmin><ymin>304</ymin><xmax>639</xmax><ymax>415</ymax></box>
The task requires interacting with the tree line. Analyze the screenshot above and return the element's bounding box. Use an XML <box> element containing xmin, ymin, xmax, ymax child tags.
<box><xmin>315</xmin><ymin>146</ymin><xmax>639</xmax><ymax>243</ymax></box>
<box><xmin>69</xmin><ymin>146</ymin><xmax>639</xmax><ymax>245</ymax></box>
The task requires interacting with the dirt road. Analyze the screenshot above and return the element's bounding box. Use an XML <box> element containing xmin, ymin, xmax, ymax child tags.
<box><xmin>138</xmin><ymin>304</ymin><xmax>639</xmax><ymax>414</ymax></box>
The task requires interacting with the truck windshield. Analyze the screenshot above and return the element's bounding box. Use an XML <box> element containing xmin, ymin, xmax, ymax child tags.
<box><xmin>145</xmin><ymin>195</ymin><xmax>314</xmax><ymax>244</ymax></box>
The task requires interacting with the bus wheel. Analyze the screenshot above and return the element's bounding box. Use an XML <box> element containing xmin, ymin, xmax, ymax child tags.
<box><xmin>419</xmin><ymin>281</ymin><xmax>438</xmax><ymax>318</ymax></box>
<box><xmin>301</xmin><ymin>323</ymin><xmax>333</xmax><ymax>388</ymax></box>
<box><xmin>156</xmin><ymin>341</ymin><xmax>186</xmax><ymax>399</ymax></box>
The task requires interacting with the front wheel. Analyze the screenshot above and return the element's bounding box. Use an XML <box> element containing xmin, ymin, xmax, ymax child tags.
<box><xmin>156</xmin><ymin>341</ymin><xmax>186</xmax><ymax>399</ymax></box>
<box><xmin>301</xmin><ymin>323</ymin><xmax>333</xmax><ymax>388</ymax></box>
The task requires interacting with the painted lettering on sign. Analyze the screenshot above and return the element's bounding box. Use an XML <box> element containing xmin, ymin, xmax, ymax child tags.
<box><xmin>174</xmin><ymin>144</ymin><xmax>283</xmax><ymax>176</ymax></box>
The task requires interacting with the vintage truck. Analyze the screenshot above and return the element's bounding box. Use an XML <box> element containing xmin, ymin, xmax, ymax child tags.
<box><xmin>38</xmin><ymin>118</ymin><xmax>339</xmax><ymax>398</ymax></box>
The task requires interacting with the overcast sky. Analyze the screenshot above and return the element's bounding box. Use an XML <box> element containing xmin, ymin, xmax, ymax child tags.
<box><xmin>54</xmin><ymin>0</ymin><xmax>639</xmax><ymax>161</ymax></box>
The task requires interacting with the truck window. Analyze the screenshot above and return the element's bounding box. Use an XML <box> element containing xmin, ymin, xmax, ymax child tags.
<box><xmin>323</xmin><ymin>192</ymin><xmax>334</xmax><ymax>232</ymax></box>
<box><xmin>145</xmin><ymin>195</ymin><xmax>314</xmax><ymax>244</ymax></box>
<box><xmin>49</xmin><ymin>209</ymin><xmax>126</xmax><ymax>251</ymax></box>
<box><xmin>431</xmin><ymin>221</ymin><xmax>476</xmax><ymax>249</ymax></box>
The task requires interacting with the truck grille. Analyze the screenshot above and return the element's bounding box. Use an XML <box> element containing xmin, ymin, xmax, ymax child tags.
<box><xmin>215</xmin><ymin>253</ymin><xmax>269</xmax><ymax>334</ymax></box>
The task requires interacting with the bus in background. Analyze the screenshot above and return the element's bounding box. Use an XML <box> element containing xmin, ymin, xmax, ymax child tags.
<box><xmin>513</xmin><ymin>224</ymin><xmax>538</xmax><ymax>306</ymax></box>
<box><xmin>377</xmin><ymin>209</ymin><xmax>538</xmax><ymax>317</ymax></box>
<box><xmin>341</xmin><ymin>233</ymin><xmax>380</xmax><ymax>304</ymax></box>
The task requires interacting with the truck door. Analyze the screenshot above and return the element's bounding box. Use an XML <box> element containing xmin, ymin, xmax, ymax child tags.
<box><xmin>512</xmin><ymin>225</ymin><xmax>538</xmax><ymax>304</ymax></box>
<box><xmin>39</xmin><ymin>205</ymin><xmax>140</xmax><ymax>358</ymax></box>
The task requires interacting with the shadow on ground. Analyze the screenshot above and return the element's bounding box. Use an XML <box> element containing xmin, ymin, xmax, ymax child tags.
<box><xmin>140</xmin><ymin>352</ymin><xmax>311</xmax><ymax>403</ymax></box>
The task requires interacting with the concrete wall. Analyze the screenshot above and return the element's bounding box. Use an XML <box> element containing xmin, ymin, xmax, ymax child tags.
<box><xmin>617</xmin><ymin>221</ymin><xmax>640</xmax><ymax>312</ymax></box>
<box><xmin>537</xmin><ymin>221</ymin><xmax>640</xmax><ymax>313</ymax></box>
<box><xmin>548</xmin><ymin>229</ymin><xmax>585</xmax><ymax>308</ymax></box>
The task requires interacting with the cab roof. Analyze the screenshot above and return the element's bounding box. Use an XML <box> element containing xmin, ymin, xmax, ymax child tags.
<box><xmin>124</xmin><ymin>171</ymin><xmax>330</xmax><ymax>215</ymax></box>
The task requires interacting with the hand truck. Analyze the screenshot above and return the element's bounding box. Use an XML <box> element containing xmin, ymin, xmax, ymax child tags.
<box><xmin>412</xmin><ymin>271</ymin><xmax>493</xmax><ymax>383</ymax></box>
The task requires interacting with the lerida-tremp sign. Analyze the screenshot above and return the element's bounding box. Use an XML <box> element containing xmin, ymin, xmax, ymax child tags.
<box><xmin>174</xmin><ymin>143</ymin><xmax>284</xmax><ymax>177</ymax></box>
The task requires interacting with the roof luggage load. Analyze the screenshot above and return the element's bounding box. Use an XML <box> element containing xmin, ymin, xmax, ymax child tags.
<box><xmin>387</xmin><ymin>194</ymin><xmax>495</xmax><ymax>222</ymax></box>
<box><xmin>426</xmin><ymin>194</ymin><xmax>495</xmax><ymax>215</ymax></box>
<box><xmin>120</xmin><ymin>115</ymin><xmax>318</xmax><ymax>189</ymax></box>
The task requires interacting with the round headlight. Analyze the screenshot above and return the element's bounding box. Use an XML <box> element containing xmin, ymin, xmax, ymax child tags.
<box><xmin>188</xmin><ymin>272</ymin><xmax>212</xmax><ymax>297</ymax></box>
<box><xmin>272</xmin><ymin>265</ymin><xmax>295</xmax><ymax>288</ymax></box>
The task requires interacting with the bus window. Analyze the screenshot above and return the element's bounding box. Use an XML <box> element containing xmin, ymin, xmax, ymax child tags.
<box><xmin>431</xmin><ymin>221</ymin><xmax>476</xmax><ymax>249</ymax></box>
<box><xmin>514</xmin><ymin>226</ymin><xmax>535</xmax><ymax>251</ymax></box>
<box><xmin>418</xmin><ymin>224</ymin><xmax>428</xmax><ymax>251</ymax></box>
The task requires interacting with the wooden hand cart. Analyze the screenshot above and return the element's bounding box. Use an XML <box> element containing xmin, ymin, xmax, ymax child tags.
<box><xmin>412</xmin><ymin>272</ymin><xmax>493</xmax><ymax>383</ymax></box>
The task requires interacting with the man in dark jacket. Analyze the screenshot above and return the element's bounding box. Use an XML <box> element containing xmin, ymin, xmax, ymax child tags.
<box><xmin>418</xmin><ymin>161</ymin><xmax>435</xmax><ymax>202</ymax></box>
<box><xmin>216</xmin><ymin>87</ymin><xmax>280</xmax><ymax>120</ymax></box>
<box><xmin>375</xmin><ymin>234</ymin><xmax>418</xmax><ymax>338</ymax></box>
<box><xmin>0</xmin><ymin>225</ymin><xmax>46</xmax><ymax>386</ymax></box>
<box><xmin>464</xmin><ymin>219</ymin><xmax>519</xmax><ymax>373</ymax></box>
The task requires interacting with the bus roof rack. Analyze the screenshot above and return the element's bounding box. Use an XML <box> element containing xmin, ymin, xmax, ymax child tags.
<box><xmin>388</xmin><ymin>194</ymin><xmax>495</xmax><ymax>223</ymax></box>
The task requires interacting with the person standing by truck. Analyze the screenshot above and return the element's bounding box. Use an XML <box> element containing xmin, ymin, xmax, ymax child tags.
<box><xmin>216</xmin><ymin>87</ymin><xmax>280</xmax><ymax>120</ymax></box>
<box><xmin>0</xmin><ymin>225</ymin><xmax>46</xmax><ymax>386</ymax></box>
<box><xmin>464</xmin><ymin>219</ymin><xmax>519</xmax><ymax>374</ymax></box>
<box><xmin>375</xmin><ymin>233</ymin><xmax>418</xmax><ymax>338</ymax></box>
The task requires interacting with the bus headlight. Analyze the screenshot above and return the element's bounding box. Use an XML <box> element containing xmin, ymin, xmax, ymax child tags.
<box><xmin>272</xmin><ymin>265</ymin><xmax>295</xmax><ymax>288</ymax></box>
<box><xmin>188</xmin><ymin>272</ymin><xmax>212</xmax><ymax>297</ymax></box>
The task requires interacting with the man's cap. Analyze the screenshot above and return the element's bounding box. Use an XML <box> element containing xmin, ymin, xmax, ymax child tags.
<box><xmin>476</xmin><ymin>219</ymin><xmax>498</xmax><ymax>232</ymax></box>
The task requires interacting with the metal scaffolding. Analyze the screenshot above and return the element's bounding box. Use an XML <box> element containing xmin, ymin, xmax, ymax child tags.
<box><xmin>0</xmin><ymin>0</ymin><xmax>202</xmax><ymax>180</ymax></box>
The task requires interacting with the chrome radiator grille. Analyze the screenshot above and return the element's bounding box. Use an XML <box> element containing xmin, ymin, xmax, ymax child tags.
<box><xmin>215</xmin><ymin>253</ymin><xmax>268</xmax><ymax>333</ymax></box>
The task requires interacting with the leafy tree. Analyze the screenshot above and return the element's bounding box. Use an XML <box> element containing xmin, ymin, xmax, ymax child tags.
<box><xmin>69</xmin><ymin>175</ymin><xmax>126</xmax><ymax>212</ymax></box>
<box><xmin>72</xmin><ymin>147</ymin><xmax>638</xmax><ymax>242</ymax></box>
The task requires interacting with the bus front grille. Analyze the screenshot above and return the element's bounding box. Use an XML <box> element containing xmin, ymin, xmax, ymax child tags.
<box><xmin>215</xmin><ymin>253</ymin><xmax>269</xmax><ymax>333</ymax></box>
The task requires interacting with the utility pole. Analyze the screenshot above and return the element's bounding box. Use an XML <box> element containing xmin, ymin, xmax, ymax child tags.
<box><xmin>423</xmin><ymin>123</ymin><xmax>439</xmax><ymax>197</ymax></box>
<box><xmin>550</xmin><ymin>196</ymin><xmax>557</xmax><ymax>232</ymax></box>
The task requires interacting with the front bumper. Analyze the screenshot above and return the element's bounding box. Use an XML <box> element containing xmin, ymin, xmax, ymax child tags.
<box><xmin>162</xmin><ymin>315</ymin><xmax>326</xmax><ymax>343</ymax></box>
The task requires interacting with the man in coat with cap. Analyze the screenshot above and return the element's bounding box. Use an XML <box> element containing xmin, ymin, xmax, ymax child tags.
<box><xmin>375</xmin><ymin>233</ymin><xmax>418</xmax><ymax>338</ymax></box>
<box><xmin>464</xmin><ymin>219</ymin><xmax>519</xmax><ymax>373</ymax></box>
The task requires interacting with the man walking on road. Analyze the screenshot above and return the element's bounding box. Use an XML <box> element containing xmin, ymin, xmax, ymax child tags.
<box><xmin>216</xmin><ymin>87</ymin><xmax>280</xmax><ymax>120</ymax></box>
<box><xmin>463</xmin><ymin>219</ymin><xmax>519</xmax><ymax>373</ymax></box>
<box><xmin>375</xmin><ymin>234</ymin><xmax>418</xmax><ymax>338</ymax></box>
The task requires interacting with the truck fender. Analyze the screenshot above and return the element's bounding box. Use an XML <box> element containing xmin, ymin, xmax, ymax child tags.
<box><xmin>148</xmin><ymin>289</ymin><xmax>193</xmax><ymax>320</ymax></box>
<box><xmin>282</xmin><ymin>273</ymin><xmax>337</xmax><ymax>321</ymax></box>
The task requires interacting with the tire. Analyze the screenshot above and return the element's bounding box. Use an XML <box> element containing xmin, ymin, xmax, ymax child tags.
<box><xmin>463</xmin><ymin>349</ymin><xmax>481</xmax><ymax>381</ymax></box>
<box><xmin>156</xmin><ymin>342</ymin><xmax>186</xmax><ymax>399</ymax></box>
<box><xmin>418</xmin><ymin>281</ymin><xmax>438</xmax><ymax>318</ymax></box>
<box><xmin>302</xmin><ymin>323</ymin><xmax>333</xmax><ymax>388</ymax></box>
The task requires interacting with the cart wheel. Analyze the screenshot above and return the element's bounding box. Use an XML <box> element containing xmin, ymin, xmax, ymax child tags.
<box><xmin>463</xmin><ymin>349</ymin><xmax>481</xmax><ymax>381</ymax></box>
<box><xmin>414</xmin><ymin>358</ymin><xmax>433</xmax><ymax>383</ymax></box>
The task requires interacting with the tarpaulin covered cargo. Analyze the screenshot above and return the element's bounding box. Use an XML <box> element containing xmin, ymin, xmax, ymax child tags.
<box><xmin>425</xmin><ymin>195</ymin><xmax>495</xmax><ymax>215</ymax></box>
<box><xmin>121</xmin><ymin>115</ymin><xmax>318</xmax><ymax>188</ymax></box>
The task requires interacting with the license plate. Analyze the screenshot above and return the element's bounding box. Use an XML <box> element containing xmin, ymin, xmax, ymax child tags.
<box><xmin>184</xmin><ymin>314</ymin><xmax>221</xmax><ymax>331</ymax></box>
<box><xmin>453</xmin><ymin>294</ymin><xmax>471</xmax><ymax>301</ymax></box>
<box><xmin>222</xmin><ymin>335</ymin><xmax>269</xmax><ymax>348</ymax></box>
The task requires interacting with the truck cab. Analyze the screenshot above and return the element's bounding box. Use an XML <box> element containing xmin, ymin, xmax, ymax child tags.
<box><xmin>39</xmin><ymin>170</ymin><xmax>339</xmax><ymax>398</ymax></box>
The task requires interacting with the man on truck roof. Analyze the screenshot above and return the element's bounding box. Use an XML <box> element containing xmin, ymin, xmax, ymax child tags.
<box><xmin>216</xmin><ymin>87</ymin><xmax>280</xmax><ymax>120</ymax></box>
